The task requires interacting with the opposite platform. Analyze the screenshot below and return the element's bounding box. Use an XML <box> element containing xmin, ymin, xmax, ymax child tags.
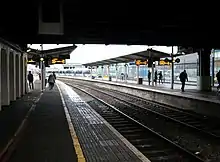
<box><xmin>58</xmin><ymin>76</ymin><xmax>220</xmax><ymax>118</ymax></box>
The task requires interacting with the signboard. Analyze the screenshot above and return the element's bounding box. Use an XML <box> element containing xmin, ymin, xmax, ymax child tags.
<box><xmin>51</xmin><ymin>58</ymin><xmax>65</xmax><ymax>64</ymax></box>
<box><xmin>27</xmin><ymin>59</ymin><xmax>36</xmax><ymax>65</ymax></box>
<box><xmin>135</xmin><ymin>60</ymin><xmax>147</xmax><ymax>65</ymax></box>
<box><xmin>159</xmin><ymin>58</ymin><xmax>180</xmax><ymax>65</ymax></box>
<box><xmin>159</xmin><ymin>60</ymin><xmax>170</xmax><ymax>65</ymax></box>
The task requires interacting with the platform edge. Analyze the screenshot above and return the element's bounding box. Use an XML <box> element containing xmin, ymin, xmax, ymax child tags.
<box><xmin>60</xmin><ymin>81</ymin><xmax>151</xmax><ymax>162</ymax></box>
<box><xmin>57</xmin><ymin>84</ymin><xmax>86</xmax><ymax>162</ymax></box>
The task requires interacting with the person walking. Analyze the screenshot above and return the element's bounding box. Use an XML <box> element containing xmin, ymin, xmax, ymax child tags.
<box><xmin>216</xmin><ymin>70</ymin><xmax>220</xmax><ymax>89</ymax></box>
<box><xmin>216</xmin><ymin>70</ymin><xmax>220</xmax><ymax>95</ymax></box>
<box><xmin>48</xmin><ymin>73</ymin><xmax>56</xmax><ymax>90</ymax></box>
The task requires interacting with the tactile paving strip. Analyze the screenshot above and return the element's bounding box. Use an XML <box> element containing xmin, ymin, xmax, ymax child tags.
<box><xmin>58</xmin><ymin>81</ymin><xmax>143</xmax><ymax>162</ymax></box>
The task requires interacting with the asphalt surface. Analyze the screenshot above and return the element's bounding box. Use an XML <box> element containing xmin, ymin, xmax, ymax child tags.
<box><xmin>0</xmin><ymin>90</ymin><xmax>41</xmax><ymax>153</ymax></box>
<box><xmin>8</xmin><ymin>86</ymin><xmax>77</xmax><ymax>162</ymax></box>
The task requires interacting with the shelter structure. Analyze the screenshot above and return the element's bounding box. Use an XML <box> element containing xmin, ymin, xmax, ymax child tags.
<box><xmin>83</xmin><ymin>48</ymin><xmax>182</xmax><ymax>87</ymax></box>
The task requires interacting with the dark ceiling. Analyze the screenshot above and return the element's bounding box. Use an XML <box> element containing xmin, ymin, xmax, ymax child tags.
<box><xmin>0</xmin><ymin>1</ymin><xmax>218</xmax><ymax>48</ymax></box>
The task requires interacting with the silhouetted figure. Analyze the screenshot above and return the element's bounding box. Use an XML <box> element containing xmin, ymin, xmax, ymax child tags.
<box><xmin>179</xmin><ymin>70</ymin><xmax>188</xmax><ymax>92</ymax></box>
<box><xmin>148</xmin><ymin>70</ymin><xmax>151</xmax><ymax>85</ymax></box>
<box><xmin>28</xmin><ymin>71</ymin><xmax>34</xmax><ymax>90</ymax></box>
<box><xmin>158</xmin><ymin>71</ymin><xmax>163</xmax><ymax>84</ymax></box>
<box><xmin>216</xmin><ymin>70</ymin><xmax>220</xmax><ymax>89</ymax></box>
<box><xmin>154</xmin><ymin>70</ymin><xmax>158</xmax><ymax>85</ymax></box>
<box><xmin>48</xmin><ymin>73</ymin><xmax>56</xmax><ymax>90</ymax></box>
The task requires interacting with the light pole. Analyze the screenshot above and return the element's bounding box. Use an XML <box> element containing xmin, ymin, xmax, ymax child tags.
<box><xmin>115</xmin><ymin>64</ymin><xmax>118</xmax><ymax>82</ymax></box>
<box><xmin>171</xmin><ymin>46</ymin><xmax>174</xmax><ymax>89</ymax></box>
<box><xmin>40</xmin><ymin>44</ymin><xmax>45</xmax><ymax>92</ymax></box>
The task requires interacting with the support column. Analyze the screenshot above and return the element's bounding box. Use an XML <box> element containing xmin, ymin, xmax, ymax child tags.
<box><xmin>115</xmin><ymin>64</ymin><xmax>118</xmax><ymax>82</ymax></box>
<box><xmin>101</xmin><ymin>66</ymin><xmax>104</xmax><ymax>80</ymax></box>
<box><xmin>211</xmin><ymin>49</ymin><xmax>215</xmax><ymax>87</ymax></box>
<box><xmin>95</xmin><ymin>66</ymin><xmax>97</xmax><ymax>76</ymax></box>
<box><xmin>9</xmin><ymin>51</ymin><xmax>16</xmax><ymax>101</ymax></box>
<box><xmin>1</xmin><ymin>48</ymin><xmax>10</xmax><ymax>106</ymax></box>
<box><xmin>107</xmin><ymin>65</ymin><xmax>110</xmax><ymax>81</ymax></box>
<box><xmin>0</xmin><ymin>45</ymin><xmax>2</xmax><ymax>110</ymax></box>
<box><xmin>171</xmin><ymin>46</ymin><xmax>174</xmax><ymax>89</ymax></box>
<box><xmin>124</xmin><ymin>64</ymin><xmax>127</xmax><ymax>82</ymax></box>
<box><xmin>151</xmin><ymin>63</ymin><xmax>155</xmax><ymax>86</ymax></box>
<box><xmin>16</xmin><ymin>54</ymin><xmax>21</xmax><ymax>98</ymax></box>
<box><xmin>91</xmin><ymin>67</ymin><xmax>92</xmax><ymax>78</ymax></box>
<box><xmin>136</xmin><ymin>65</ymin><xmax>139</xmax><ymax>84</ymax></box>
<box><xmin>20</xmin><ymin>54</ymin><xmax>25</xmax><ymax>95</ymax></box>
<box><xmin>23</xmin><ymin>54</ymin><xmax>28</xmax><ymax>94</ymax></box>
<box><xmin>107</xmin><ymin>65</ymin><xmax>110</xmax><ymax>76</ymax></box>
<box><xmin>197</xmin><ymin>48</ymin><xmax>211</xmax><ymax>91</ymax></box>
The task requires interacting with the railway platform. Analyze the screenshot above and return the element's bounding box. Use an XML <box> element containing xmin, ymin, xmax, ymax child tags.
<box><xmin>1</xmin><ymin>81</ymin><xmax>149</xmax><ymax>162</ymax></box>
<box><xmin>58</xmin><ymin>76</ymin><xmax>220</xmax><ymax>118</ymax></box>
<box><xmin>0</xmin><ymin>89</ymin><xmax>42</xmax><ymax>161</ymax></box>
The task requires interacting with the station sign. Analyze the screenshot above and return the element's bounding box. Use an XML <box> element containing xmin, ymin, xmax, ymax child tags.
<box><xmin>27</xmin><ymin>59</ymin><xmax>36</xmax><ymax>65</ymax></box>
<box><xmin>159</xmin><ymin>58</ymin><xmax>180</xmax><ymax>65</ymax></box>
<box><xmin>135</xmin><ymin>60</ymin><xmax>148</xmax><ymax>65</ymax></box>
<box><xmin>159</xmin><ymin>60</ymin><xmax>170</xmax><ymax>65</ymax></box>
<box><xmin>51</xmin><ymin>58</ymin><xmax>66</xmax><ymax>64</ymax></box>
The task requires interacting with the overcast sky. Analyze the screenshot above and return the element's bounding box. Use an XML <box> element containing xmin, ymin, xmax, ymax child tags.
<box><xmin>28</xmin><ymin>44</ymin><xmax>178</xmax><ymax>64</ymax></box>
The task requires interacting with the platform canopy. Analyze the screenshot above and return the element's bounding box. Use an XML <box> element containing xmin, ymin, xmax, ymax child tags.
<box><xmin>83</xmin><ymin>48</ymin><xmax>182</xmax><ymax>67</ymax></box>
<box><xmin>27</xmin><ymin>45</ymin><xmax>77</xmax><ymax>57</ymax></box>
<box><xmin>27</xmin><ymin>45</ymin><xmax>77</xmax><ymax>65</ymax></box>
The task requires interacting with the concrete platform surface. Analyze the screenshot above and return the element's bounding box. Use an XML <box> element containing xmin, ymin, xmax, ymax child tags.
<box><xmin>0</xmin><ymin>90</ymin><xmax>42</xmax><ymax>154</ymax></box>
<box><xmin>8</xmin><ymin>86</ymin><xmax>77</xmax><ymax>162</ymax></box>
<box><xmin>57</xmin><ymin>80</ymin><xmax>149</xmax><ymax>162</ymax></box>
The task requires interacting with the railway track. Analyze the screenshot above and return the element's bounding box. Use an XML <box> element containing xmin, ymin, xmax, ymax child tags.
<box><xmin>67</xmin><ymin>83</ymin><xmax>204</xmax><ymax>162</ymax></box>
<box><xmin>60</xmin><ymin>78</ymin><xmax>220</xmax><ymax>139</ymax></box>
<box><xmin>59</xmin><ymin>78</ymin><xmax>220</xmax><ymax>161</ymax></box>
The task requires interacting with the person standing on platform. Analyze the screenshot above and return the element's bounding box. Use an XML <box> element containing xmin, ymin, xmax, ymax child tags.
<box><xmin>27</xmin><ymin>71</ymin><xmax>34</xmax><ymax>90</ymax></box>
<box><xmin>48</xmin><ymin>73</ymin><xmax>56</xmax><ymax>90</ymax></box>
<box><xmin>216</xmin><ymin>70</ymin><xmax>220</xmax><ymax>89</ymax></box>
<box><xmin>148</xmin><ymin>70</ymin><xmax>151</xmax><ymax>85</ymax></box>
<box><xmin>154</xmin><ymin>70</ymin><xmax>158</xmax><ymax>85</ymax></box>
<box><xmin>179</xmin><ymin>70</ymin><xmax>188</xmax><ymax>92</ymax></box>
<box><xmin>158</xmin><ymin>71</ymin><xmax>163</xmax><ymax>84</ymax></box>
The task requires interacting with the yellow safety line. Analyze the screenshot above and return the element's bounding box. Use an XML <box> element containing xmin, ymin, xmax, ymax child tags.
<box><xmin>57</xmin><ymin>84</ymin><xmax>86</xmax><ymax>162</ymax></box>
